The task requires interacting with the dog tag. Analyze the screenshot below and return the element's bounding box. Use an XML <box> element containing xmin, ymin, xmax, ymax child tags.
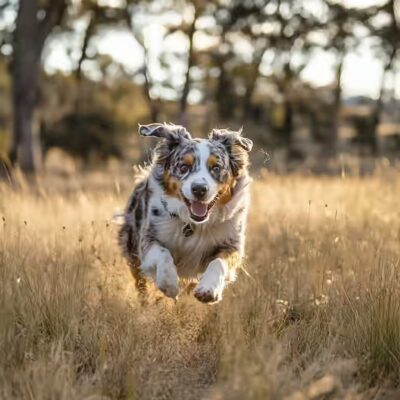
<box><xmin>182</xmin><ymin>224</ymin><xmax>194</xmax><ymax>237</ymax></box>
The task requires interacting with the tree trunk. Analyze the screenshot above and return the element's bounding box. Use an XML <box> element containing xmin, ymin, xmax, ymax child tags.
<box><xmin>10</xmin><ymin>0</ymin><xmax>66</xmax><ymax>173</ymax></box>
<box><xmin>125</xmin><ymin>9</ymin><xmax>159</xmax><ymax>122</ymax></box>
<box><xmin>13</xmin><ymin>94</ymin><xmax>42</xmax><ymax>171</ymax></box>
<box><xmin>180</xmin><ymin>9</ymin><xmax>198</xmax><ymax>126</ymax></box>
<box><xmin>328</xmin><ymin>52</ymin><xmax>345</xmax><ymax>155</ymax></box>
<box><xmin>371</xmin><ymin>48</ymin><xmax>397</xmax><ymax>154</ymax></box>
<box><xmin>11</xmin><ymin>0</ymin><xmax>42</xmax><ymax>172</ymax></box>
<box><xmin>243</xmin><ymin>52</ymin><xmax>265</xmax><ymax>120</ymax></box>
<box><xmin>76</xmin><ymin>11</ymin><xmax>96</xmax><ymax>81</ymax></box>
<box><xmin>283</xmin><ymin>97</ymin><xmax>294</xmax><ymax>148</ymax></box>
<box><xmin>243</xmin><ymin>72</ymin><xmax>258</xmax><ymax>120</ymax></box>
<box><xmin>215</xmin><ymin>58</ymin><xmax>234</xmax><ymax>121</ymax></box>
<box><xmin>142</xmin><ymin>50</ymin><xmax>159</xmax><ymax>122</ymax></box>
<box><xmin>215</xmin><ymin>30</ymin><xmax>235</xmax><ymax>121</ymax></box>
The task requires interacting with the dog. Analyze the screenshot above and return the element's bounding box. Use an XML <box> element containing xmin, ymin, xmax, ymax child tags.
<box><xmin>118</xmin><ymin>123</ymin><xmax>253</xmax><ymax>303</ymax></box>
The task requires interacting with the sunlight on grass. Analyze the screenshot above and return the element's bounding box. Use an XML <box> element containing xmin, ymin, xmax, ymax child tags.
<box><xmin>1</xmin><ymin>169</ymin><xmax>400</xmax><ymax>399</ymax></box>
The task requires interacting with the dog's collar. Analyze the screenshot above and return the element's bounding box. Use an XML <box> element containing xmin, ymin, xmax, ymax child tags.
<box><xmin>182</xmin><ymin>223</ymin><xmax>194</xmax><ymax>237</ymax></box>
<box><xmin>171</xmin><ymin>214</ymin><xmax>194</xmax><ymax>237</ymax></box>
<box><xmin>161</xmin><ymin>197</ymin><xmax>195</xmax><ymax>237</ymax></box>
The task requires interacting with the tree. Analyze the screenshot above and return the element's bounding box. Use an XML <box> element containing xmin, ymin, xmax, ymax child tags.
<box><xmin>123</xmin><ymin>0</ymin><xmax>206</xmax><ymax>125</ymax></box>
<box><xmin>206</xmin><ymin>0</ymin><xmax>263</xmax><ymax>121</ymax></box>
<box><xmin>237</xmin><ymin>0</ymin><xmax>318</xmax><ymax>149</ymax></box>
<box><xmin>0</xmin><ymin>1</ymin><xmax>15</xmax><ymax>64</ymax></box>
<box><xmin>10</xmin><ymin>0</ymin><xmax>67</xmax><ymax>172</ymax></box>
<box><xmin>74</xmin><ymin>1</ymin><xmax>127</xmax><ymax>81</ymax></box>
<box><xmin>124</xmin><ymin>0</ymin><xmax>160</xmax><ymax>122</ymax></box>
<box><xmin>322</xmin><ymin>0</ymin><xmax>369</xmax><ymax>154</ymax></box>
<box><xmin>179</xmin><ymin>4</ymin><xmax>198</xmax><ymax>125</ymax></box>
<box><xmin>213</xmin><ymin>26</ymin><xmax>236</xmax><ymax>121</ymax></box>
<box><xmin>368</xmin><ymin>0</ymin><xmax>400</xmax><ymax>153</ymax></box>
<box><xmin>172</xmin><ymin>0</ymin><xmax>205</xmax><ymax>125</ymax></box>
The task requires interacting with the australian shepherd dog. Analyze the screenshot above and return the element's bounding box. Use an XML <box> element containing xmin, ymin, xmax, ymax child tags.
<box><xmin>118</xmin><ymin>123</ymin><xmax>253</xmax><ymax>304</ymax></box>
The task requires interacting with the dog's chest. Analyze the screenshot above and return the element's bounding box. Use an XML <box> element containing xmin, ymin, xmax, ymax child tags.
<box><xmin>153</xmin><ymin>216</ymin><xmax>233</xmax><ymax>277</ymax></box>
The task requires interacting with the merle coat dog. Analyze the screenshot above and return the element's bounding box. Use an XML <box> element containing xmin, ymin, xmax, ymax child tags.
<box><xmin>119</xmin><ymin>123</ymin><xmax>252</xmax><ymax>303</ymax></box>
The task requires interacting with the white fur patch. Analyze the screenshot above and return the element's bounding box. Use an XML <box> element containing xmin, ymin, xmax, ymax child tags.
<box><xmin>181</xmin><ymin>142</ymin><xmax>219</xmax><ymax>204</ymax></box>
<box><xmin>141</xmin><ymin>244</ymin><xmax>179</xmax><ymax>298</ymax></box>
<box><xmin>119</xmin><ymin>136</ymin><xmax>252</xmax><ymax>304</ymax></box>
<box><xmin>194</xmin><ymin>258</ymin><xmax>228</xmax><ymax>303</ymax></box>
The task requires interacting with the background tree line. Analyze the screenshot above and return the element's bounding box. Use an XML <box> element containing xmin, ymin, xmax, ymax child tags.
<box><xmin>0</xmin><ymin>0</ymin><xmax>399</xmax><ymax>173</ymax></box>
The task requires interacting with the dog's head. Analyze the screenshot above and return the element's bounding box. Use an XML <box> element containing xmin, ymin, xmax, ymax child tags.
<box><xmin>139</xmin><ymin>123</ymin><xmax>253</xmax><ymax>224</ymax></box>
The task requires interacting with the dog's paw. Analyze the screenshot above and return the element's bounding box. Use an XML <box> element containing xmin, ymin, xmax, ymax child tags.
<box><xmin>194</xmin><ymin>259</ymin><xmax>226</xmax><ymax>304</ymax></box>
<box><xmin>194</xmin><ymin>274</ymin><xmax>224</xmax><ymax>303</ymax></box>
<box><xmin>193</xmin><ymin>284</ymin><xmax>222</xmax><ymax>304</ymax></box>
<box><xmin>156</xmin><ymin>265</ymin><xmax>179</xmax><ymax>299</ymax></box>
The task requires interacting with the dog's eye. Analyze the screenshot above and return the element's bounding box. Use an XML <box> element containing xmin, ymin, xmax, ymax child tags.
<box><xmin>179</xmin><ymin>164</ymin><xmax>190</xmax><ymax>174</ymax></box>
<box><xmin>211</xmin><ymin>165</ymin><xmax>221</xmax><ymax>174</ymax></box>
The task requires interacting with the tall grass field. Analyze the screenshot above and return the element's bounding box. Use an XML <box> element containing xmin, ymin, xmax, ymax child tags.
<box><xmin>1</xmin><ymin>168</ymin><xmax>400</xmax><ymax>399</ymax></box>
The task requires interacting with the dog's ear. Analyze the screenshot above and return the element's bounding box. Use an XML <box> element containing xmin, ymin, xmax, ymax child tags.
<box><xmin>139</xmin><ymin>123</ymin><xmax>191</xmax><ymax>143</ymax></box>
<box><xmin>140</xmin><ymin>123</ymin><xmax>191</xmax><ymax>167</ymax></box>
<box><xmin>209</xmin><ymin>128</ymin><xmax>253</xmax><ymax>177</ymax></box>
<box><xmin>209</xmin><ymin>128</ymin><xmax>253</xmax><ymax>152</ymax></box>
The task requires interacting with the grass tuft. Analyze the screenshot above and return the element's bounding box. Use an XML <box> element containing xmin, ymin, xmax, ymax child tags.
<box><xmin>1</xmin><ymin>170</ymin><xmax>400</xmax><ymax>398</ymax></box>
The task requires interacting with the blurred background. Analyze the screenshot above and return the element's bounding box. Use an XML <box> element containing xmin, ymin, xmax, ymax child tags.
<box><xmin>0</xmin><ymin>0</ymin><xmax>399</xmax><ymax>176</ymax></box>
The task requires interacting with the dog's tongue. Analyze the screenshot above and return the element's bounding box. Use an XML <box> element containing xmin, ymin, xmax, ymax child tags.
<box><xmin>190</xmin><ymin>201</ymin><xmax>208</xmax><ymax>217</ymax></box>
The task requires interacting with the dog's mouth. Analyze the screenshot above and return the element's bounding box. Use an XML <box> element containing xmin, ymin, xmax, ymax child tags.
<box><xmin>182</xmin><ymin>195</ymin><xmax>218</xmax><ymax>223</ymax></box>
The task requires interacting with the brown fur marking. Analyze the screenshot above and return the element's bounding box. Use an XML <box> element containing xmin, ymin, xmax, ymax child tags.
<box><xmin>207</xmin><ymin>154</ymin><xmax>219</xmax><ymax>168</ymax></box>
<box><xmin>130</xmin><ymin>265</ymin><xmax>148</xmax><ymax>304</ymax></box>
<box><xmin>163</xmin><ymin>171</ymin><xmax>182</xmax><ymax>197</ymax></box>
<box><xmin>217</xmin><ymin>250</ymin><xmax>241</xmax><ymax>271</ymax></box>
<box><xmin>183</xmin><ymin>154</ymin><xmax>195</xmax><ymax>166</ymax></box>
<box><xmin>218</xmin><ymin>177</ymin><xmax>236</xmax><ymax>204</ymax></box>
<box><xmin>230</xmin><ymin>144</ymin><xmax>249</xmax><ymax>177</ymax></box>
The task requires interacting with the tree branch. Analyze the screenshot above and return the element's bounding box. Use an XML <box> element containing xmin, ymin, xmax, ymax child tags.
<box><xmin>38</xmin><ymin>0</ymin><xmax>68</xmax><ymax>50</ymax></box>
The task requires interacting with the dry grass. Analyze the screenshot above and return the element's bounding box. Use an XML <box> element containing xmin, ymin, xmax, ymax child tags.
<box><xmin>1</xmin><ymin>168</ymin><xmax>400</xmax><ymax>399</ymax></box>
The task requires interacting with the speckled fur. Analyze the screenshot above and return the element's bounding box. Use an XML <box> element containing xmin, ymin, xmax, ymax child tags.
<box><xmin>118</xmin><ymin>123</ymin><xmax>253</xmax><ymax>303</ymax></box>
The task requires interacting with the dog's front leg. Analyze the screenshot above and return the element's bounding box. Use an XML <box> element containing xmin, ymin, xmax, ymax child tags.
<box><xmin>141</xmin><ymin>244</ymin><xmax>179</xmax><ymax>299</ymax></box>
<box><xmin>194</xmin><ymin>252</ymin><xmax>240</xmax><ymax>304</ymax></box>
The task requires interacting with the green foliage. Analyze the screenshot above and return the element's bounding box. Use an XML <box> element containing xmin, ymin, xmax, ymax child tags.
<box><xmin>1</xmin><ymin>0</ymin><xmax>400</xmax><ymax>168</ymax></box>
<box><xmin>39</xmin><ymin>73</ymin><xmax>147</xmax><ymax>161</ymax></box>
<box><xmin>43</xmin><ymin>111</ymin><xmax>123</xmax><ymax>160</ymax></box>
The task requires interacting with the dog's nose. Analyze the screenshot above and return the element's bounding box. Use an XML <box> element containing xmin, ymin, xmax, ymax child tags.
<box><xmin>191</xmin><ymin>182</ymin><xmax>208</xmax><ymax>200</ymax></box>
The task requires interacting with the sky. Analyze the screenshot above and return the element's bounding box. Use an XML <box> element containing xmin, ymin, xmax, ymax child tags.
<box><xmin>43</xmin><ymin>0</ymin><xmax>399</xmax><ymax>100</ymax></box>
